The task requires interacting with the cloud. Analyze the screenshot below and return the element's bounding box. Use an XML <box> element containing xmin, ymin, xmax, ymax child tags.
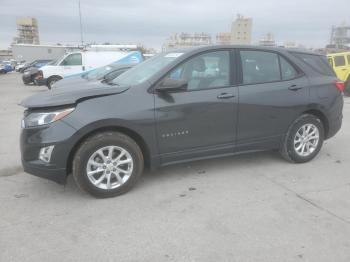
<box><xmin>0</xmin><ymin>0</ymin><xmax>348</xmax><ymax>50</ymax></box>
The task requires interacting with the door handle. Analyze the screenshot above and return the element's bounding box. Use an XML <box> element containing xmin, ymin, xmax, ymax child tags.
<box><xmin>217</xmin><ymin>93</ymin><xmax>235</xmax><ymax>99</ymax></box>
<box><xmin>288</xmin><ymin>84</ymin><xmax>302</xmax><ymax>91</ymax></box>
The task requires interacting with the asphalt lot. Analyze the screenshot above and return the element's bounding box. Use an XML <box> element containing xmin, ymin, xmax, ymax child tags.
<box><xmin>0</xmin><ymin>72</ymin><xmax>350</xmax><ymax>262</ymax></box>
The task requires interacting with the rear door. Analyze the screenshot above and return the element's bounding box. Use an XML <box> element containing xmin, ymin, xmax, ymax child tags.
<box><xmin>236</xmin><ymin>49</ymin><xmax>309</xmax><ymax>150</ymax></box>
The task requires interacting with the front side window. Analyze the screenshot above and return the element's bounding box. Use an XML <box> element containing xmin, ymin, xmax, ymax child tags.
<box><xmin>240</xmin><ymin>51</ymin><xmax>280</xmax><ymax>84</ymax></box>
<box><xmin>60</xmin><ymin>53</ymin><xmax>82</xmax><ymax>66</ymax></box>
<box><xmin>112</xmin><ymin>52</ymin><xmax>183</xmax><ymax>86</ymax></box>
<box><xmin>167</xmin><ymin>51</ymin><xmax>230</xmax><ymax>90</ymax></box>
<box><xmin>334</xmin><ymin>56</ymin><xmax>346</xmax><ymax>67</ymax></box>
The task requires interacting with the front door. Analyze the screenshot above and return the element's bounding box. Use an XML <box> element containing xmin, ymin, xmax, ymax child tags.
<box><xmin>59</xmin><ymin>53</ymin><xmax>83</xmax><ymax>77</ymax></box>
<box><xmin>154</xmin><ymin>50</ymin><xmax>238</xmax><ymax>164</ymax></box>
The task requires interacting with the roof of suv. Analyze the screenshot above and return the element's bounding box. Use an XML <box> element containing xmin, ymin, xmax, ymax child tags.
<box><xmin>166</xmin><ymin>45</ymin><xmax>323</xmax><ymax>56</ymax></box>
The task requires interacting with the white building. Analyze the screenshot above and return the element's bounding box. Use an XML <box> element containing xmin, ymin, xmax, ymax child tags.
<box><xmin>163</xmin><ymin>33</ymin><xmax>212</xmax><ymax>51</ymax></box>
<box><xmin>11</xmin><ymin>44</ymin><xmax>79</xmax><ymax>62</ymax></box>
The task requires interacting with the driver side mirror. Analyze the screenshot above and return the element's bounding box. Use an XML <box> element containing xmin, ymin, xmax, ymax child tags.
<box><xmin>155</xmin><ymin>77</ymin><xmax>188</xmax><ymax>92</ymax></box>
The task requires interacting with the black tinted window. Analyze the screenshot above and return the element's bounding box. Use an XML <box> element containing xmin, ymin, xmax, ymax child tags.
<box><xmin>280</xmin><ymin>56</ymin><xmax>298</xmax><ymax>80</ymax></box>
<box><xmin>334</xmin><ymin>56</ymin><xmax>345</xmax><ymax>67</ymax></box>
<box><xmin>292</xmin><ymin>52</ymin><xmax>334</xmax><ymax>76</ymax></box>
<box><xmin>240</xmin><ymin>51</ymin><xmax>280</xmax><ymax>84</ymax></box>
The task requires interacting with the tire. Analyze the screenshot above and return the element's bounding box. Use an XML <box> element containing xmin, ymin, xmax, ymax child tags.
<box><xmin>280</xmin><ymin>114</ymin><xmax>324</xmax><ymax>163</ymax></box>
<box><xmin>72</xmin><ymin>131</ymin><xmax>144</xmax><ymax>198</ymax></box>
<box><xmin>47</xmin><ymin>76</ymin><xmax>62</xmax><ymax>89</ymax></box>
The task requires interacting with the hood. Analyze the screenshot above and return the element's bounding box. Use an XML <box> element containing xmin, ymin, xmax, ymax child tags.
<box><xmin>52</xmin><ymin>75</ymin><xmax>87</xmax><ymax>88</ymax></box>
<box><xmin>21</xmin><ymin>81</ymin><xmax>130</xmax><ymax>108</ymax></box>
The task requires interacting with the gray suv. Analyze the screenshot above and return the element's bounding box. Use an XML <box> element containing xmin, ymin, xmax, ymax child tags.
<box><xmin>20</xmin><ymin>46</ymin><xmax>344</xmax><ymax>198</ymax></box>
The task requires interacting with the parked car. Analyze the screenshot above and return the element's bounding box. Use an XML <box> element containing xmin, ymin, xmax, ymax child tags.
<box><xmin>19</xmin><ymin>60</ymin><xmax>52</xmax><ymax>73</ymax></box>
<box><xmin>20</xmin><ymin>45</ymin><xmax>344</xmax><ymax>198</ymax></box>
<box><xmin>0</xmin><ymin>62</ymin><xmax>14</xmax><ymax>74</ymax></box>
<box><xmin>52</xmin><ymin>63</ymin><xmax>134</xmax><ymax>89</ymax></box>
<box><xmin>327</xmin><ymin>52</ymin><xmax>350</xmax><ymax>95</ymax></box>
<box><xmin>22</xmin><ymin>60</ymin><xmax>57</xmax><ymax>85</ymax></box>
<box><xmin>35</xmin><ymin>50</ymin><xmax>144</xmax><ymax>88</ymax></box>
<box><xmin>15</xmin><ymin>61</ymin><xmax>28</xmax><ymax>72</ymax></box>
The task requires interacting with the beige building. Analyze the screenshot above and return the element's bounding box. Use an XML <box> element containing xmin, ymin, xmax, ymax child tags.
<box><xmin>163</xmin><ymin>33</ymin><xmax>212</xmax><ymax>51</ymax></box>
<box><xmin>216</xmin><ymin>14</ymin><xmax>252</xmax><ymax>45</ymax></box>
<box><xmin>13</xmin><ymin>17</ymin><xmax>40</xmax><ymax>45</ymax></box>
<box><xmin>216</xmin><ymin>32</ymin><xmax>232</xmax><ymax>45</ymax></box>
<box><xmin>230</xmin><ymin>14</ymin><xmax>252</xmax><ymax>45</ymax></box>
<box><xmin>258</xmin><ymin>33</ymin><xmax>276</xmax><ymax>47</ymax></box>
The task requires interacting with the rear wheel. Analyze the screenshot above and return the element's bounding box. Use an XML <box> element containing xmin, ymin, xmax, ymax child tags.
<box><xmin>72</xmin><ymin>131</ymin><xmax>144</xmax><ymax>198</ymax></box>
<box><xmin>47</xmin><ymin>76</ymin><xmax>62</xmax><ymax>89</ymax></box>
<box><xmin>280</xmin><ymin>114</ymin><xmax>324</xmax><ymax>163</ymax></box>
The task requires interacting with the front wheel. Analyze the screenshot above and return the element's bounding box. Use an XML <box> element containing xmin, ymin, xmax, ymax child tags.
<box><xmin>280</xmin><ymin>114</ymin><xmax>324</xmax><ymax>163</ymax></box>
<box><xmin>72</xmin><ymin>132</ymin><xmax>144</xmax><ymax>198</ymax></box>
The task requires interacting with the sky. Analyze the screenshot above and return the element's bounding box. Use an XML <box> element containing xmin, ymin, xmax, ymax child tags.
<box><xmin>0</xmin><ymin>0</ymin><xmax>349</xmax><ymax>51</ymax></box>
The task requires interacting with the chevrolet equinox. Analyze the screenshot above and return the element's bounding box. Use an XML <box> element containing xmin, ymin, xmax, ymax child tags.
<box><xmin>20</xmin><ymin>46</ymin><xmax>344</xmax><ymax>198</ymax></box>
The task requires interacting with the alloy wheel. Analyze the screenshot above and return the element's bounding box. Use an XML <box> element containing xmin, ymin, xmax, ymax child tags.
<box><xmin>293</xmin><ymin>124</ymin><xmax>320</xmax><ymax>157</ymax></box>
<box><xmin>86</xmin><ymin>146</ymin><xmax>133</xmax><ymax>190</ymax></box>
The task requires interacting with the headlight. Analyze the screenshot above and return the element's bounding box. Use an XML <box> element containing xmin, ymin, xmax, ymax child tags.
<box><xmin>23</xmin><ymin>108</ymin><xmax>74</xmax><ymax>128</ymax></box>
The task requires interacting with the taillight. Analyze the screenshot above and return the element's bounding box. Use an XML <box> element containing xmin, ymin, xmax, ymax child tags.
<box><xmin>335</xmin><ymin>81</ymin><xmax>345</xmax><ymax>92</ymax></box>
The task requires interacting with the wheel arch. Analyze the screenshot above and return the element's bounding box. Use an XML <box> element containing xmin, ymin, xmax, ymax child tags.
<box><xmin>66</xmin><ymin>125</ymin><xmax>152</xmax><ymax>176</ymax></box>
<box><xmin>302</xmin><ymin>109</ymin><xmax>329</xmax><ymax>138</ymax></box>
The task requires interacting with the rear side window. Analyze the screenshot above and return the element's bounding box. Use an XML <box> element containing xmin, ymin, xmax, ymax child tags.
<box><xmin>334</xmin><ymin>56</ymin><xmax>346</xmax><ymax>67</ymax></box>
<box><xmin>292</xmin><ymin>52</ymin><xmax>335</xmax><ymax>76</ymax></box>
<box><xmin>347</xmin><ymin>55</ymin><xmax>350</xmax><ymax>65</ymax></box>
<box><xmin>280</xmin><ymin>56</ymin><xmax>298</xmax><ymax>80</ymax></box>
<box><xmin>240</xmin><ymin>51</ymin><xmax>280</xmax><ymax>84</ymax></box>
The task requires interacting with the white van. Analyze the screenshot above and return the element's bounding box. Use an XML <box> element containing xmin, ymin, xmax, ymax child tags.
<box><xmin>36</xmin><ymin>50</ymin><xmax>144</xmax><ymax>88</ymax></box>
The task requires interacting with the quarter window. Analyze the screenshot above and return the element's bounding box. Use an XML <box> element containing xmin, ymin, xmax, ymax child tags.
<box><xmin>168</xmin><ymin>51</ymin><xmax>230</xmax><ymax>90</ymax></box>
<box><xmin>60</xmin><ymin>53</ymin><xmax>82</xmax><ymax>66</ymax></box>
<box><xmin>240</xmin><ymin>51</ymin><xmax>280</xmax><ymax>84</ymax></box>
<box><xmin>334</xmin><ymin>56</ymin><xmax>345</xmax><ymax>67</ymax></box>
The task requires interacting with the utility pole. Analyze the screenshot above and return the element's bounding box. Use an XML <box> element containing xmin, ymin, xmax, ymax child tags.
<box><xmin>78</xmin><ymin>0</ymin><xmax>84</xmax><ymax>46</ymax></box>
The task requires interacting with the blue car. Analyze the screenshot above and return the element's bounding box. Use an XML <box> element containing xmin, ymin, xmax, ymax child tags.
<box><xmin>0</xmin><ymin>63</ymin><xmax>14</xmax><ymax>74</ymax></box>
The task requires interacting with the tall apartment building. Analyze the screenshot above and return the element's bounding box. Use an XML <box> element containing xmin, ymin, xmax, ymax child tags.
<box><xmin>230</xmin><ymin>14</ymin><xmax>252</xmax><ymax>45</ymax></box>
<box><xmin>13</xmin><ymin>17</ymin><xmax>40</xmax><ymax>45</ymax></box>
<box><xmin>216</xmin><ymin>14</ymin><xmax>252</xmax><ymax>45</ymax></box>
<box><xmin>163</xmin><ymin>33</ymin><xmax>212</xmax><ymax>51</ymax></box>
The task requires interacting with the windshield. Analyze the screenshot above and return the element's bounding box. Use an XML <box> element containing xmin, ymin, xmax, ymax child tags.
<box><xmin>82</xmin><ymin>65</ymin><xmax>115</xmax><ymax>81</ymax></box>
<box><xmin>112</xmin><ymin>52</ymin><xmax>183</xmax><ymax>86</ymax></box>
<box><xmin>47</xmin><ymin>59</ymin><xmax>57</xmax><ymax>65</ymax></box>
